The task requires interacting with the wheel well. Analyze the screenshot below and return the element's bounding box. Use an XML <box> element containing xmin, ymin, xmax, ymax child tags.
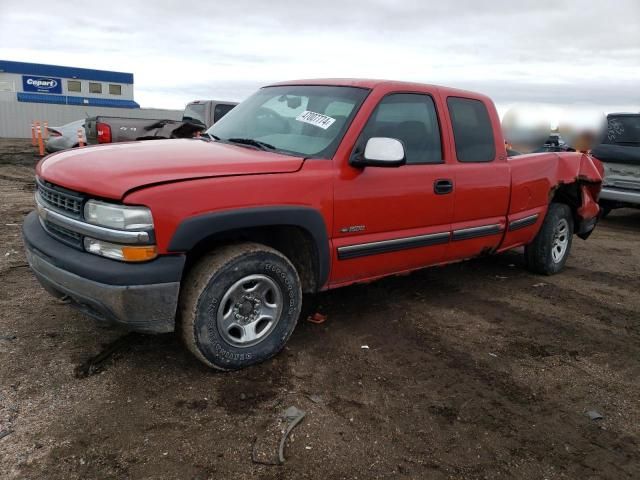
<box><xmin>183</xmin><ymin>225</ymin><xmax>320</xmax><ymax>293</ymax></box>
<box><xmin>551</xmin><ymin>182</ymin><xmax>581</xmax><ymax>224</ymax></box>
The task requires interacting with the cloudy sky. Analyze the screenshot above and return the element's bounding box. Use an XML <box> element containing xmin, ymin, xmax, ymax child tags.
<box><xmin>1</xmin><ymin>0</ymin><xmax>638</xmax><ymax>117</ymax></box>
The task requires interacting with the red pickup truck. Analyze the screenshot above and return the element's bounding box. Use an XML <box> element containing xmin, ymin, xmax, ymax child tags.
<box><xmin>23</xmin><ymin>79</ymin><xmax>603</xmax><ymax>370</ymax></box>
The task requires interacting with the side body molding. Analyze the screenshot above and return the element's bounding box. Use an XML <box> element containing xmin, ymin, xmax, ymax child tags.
<box><xmin>168</xmin><ymin>206</ymin><xmax>330</xmax><ymax>288</ymax></box>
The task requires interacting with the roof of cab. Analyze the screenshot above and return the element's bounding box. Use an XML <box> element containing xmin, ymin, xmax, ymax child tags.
<box><xmin>266</xmin><ymin>78</ymin><xmax>491</xmax><ymax>102</ymax></box>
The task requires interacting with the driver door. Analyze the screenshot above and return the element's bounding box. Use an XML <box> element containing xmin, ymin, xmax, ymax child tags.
<box><xmin>331</xmin><ymin>92</ymin><xmax>454</xmax><ymax>286</ymax></box>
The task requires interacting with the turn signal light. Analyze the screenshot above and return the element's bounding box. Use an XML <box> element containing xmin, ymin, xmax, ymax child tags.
<box><xmin>121</xmin><ymin>245</ymin><xmax>158</xmax><ymax>262</ymax></box>
<box><xmin>84</xmin><ymin>237</ymin><xmax>157</xmax><ymax>262</ymax></box>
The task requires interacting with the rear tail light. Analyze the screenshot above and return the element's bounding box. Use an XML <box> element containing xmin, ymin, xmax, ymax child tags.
<box><xmin>48</xmin><ymin>128</ymin><xmax>62</xmax><ymax>137</ymax></box>
<box><xmin>97</xmin><ymin>122</ymin><xmax>112</xmax><ymax>143</ymax></box>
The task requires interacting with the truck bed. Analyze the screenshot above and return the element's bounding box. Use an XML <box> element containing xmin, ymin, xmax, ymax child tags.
<box><xmin>85</xmin><ymin>116</ymin><xmax>203</xmax><ymax>145</ymax></box>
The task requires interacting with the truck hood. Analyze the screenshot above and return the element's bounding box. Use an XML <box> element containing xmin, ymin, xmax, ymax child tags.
<box><xmin>37</xmin><ymin>139</ymin><xmax>304</xmax><ymax>199</ymax></box>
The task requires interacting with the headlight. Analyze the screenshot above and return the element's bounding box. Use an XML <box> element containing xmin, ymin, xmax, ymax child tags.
<box><xmin>84</xmin><ymin>200</ymin><xmax>153</xmax><ymax>231</ymax></box>
<box><xmin>84</xmin><ymin>237</ymin><xmax>157</xmax><ymax>262</ymax></box>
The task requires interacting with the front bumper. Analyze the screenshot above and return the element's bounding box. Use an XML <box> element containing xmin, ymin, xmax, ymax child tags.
<box><xmin>23</xmin><ymin>211</ymin><xmax>185</xmax><ymax>333</ymax></box>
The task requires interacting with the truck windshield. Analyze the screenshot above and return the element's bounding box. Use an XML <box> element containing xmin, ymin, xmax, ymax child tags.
<box><xmin>208</xmin><ymin>85</ymin><xmax>369</xmax><ymax>158</ymax></box>
<box><xmin>183</xmin><ymin>103</ymin><xmax>207</xmax><ymax>126</ymax></box>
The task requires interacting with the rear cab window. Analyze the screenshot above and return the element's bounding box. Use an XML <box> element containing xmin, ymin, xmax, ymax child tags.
<box><xmin>183</xmin><ymin>103</ymin><xmax>207</xmax><ymax>126</ymax></box>
<box><xmin>447</xmin><ymin>97</ymin><xmax>496</xmax><ymax>162</ymax></box>
<box><xmin>213</xmin><ymin>103</ymin><xmax>236</xmax><ymax>123</ymax></box>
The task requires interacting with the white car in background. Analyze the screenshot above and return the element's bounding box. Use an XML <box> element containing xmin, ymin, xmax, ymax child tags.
<box><xmin>45</xmin><ymin>119</ymin><xmax>86</xmax><ymax>153</ymax></box>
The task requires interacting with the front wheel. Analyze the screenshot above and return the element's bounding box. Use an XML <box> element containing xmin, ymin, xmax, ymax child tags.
<box><xmin>179</xmin><ymin>243</ymin><xmax>302</xmax><ymax>370</ymax></box>
<box><xmin>525</xmin><ymin>203</ymin><xmax>574</xmax><ymax>275</ymax></box>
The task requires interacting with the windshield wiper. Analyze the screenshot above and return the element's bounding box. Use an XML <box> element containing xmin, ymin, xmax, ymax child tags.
<box><xmin>227</xmin><ymin>137</ymin><xmax>276</xmax><ymax>151</ymax></box>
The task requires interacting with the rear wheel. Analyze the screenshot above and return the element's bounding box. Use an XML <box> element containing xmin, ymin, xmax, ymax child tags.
<box><xmin>525</xmin><ymin>203</ymin><xmax>574</xmax><ymax>275</ymax></box>
<box><xmin>179</xmin><ymin>243</ymin><xmax>302</xmax><ymax>370</ymax></box>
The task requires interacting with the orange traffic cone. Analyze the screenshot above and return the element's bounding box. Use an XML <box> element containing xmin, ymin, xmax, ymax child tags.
<box><xmin>36</xmin><ymin>122</ymin><xmax>45</xmax><ymax>157</ymax></box>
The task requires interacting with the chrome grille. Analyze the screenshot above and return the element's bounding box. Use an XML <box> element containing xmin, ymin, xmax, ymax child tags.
<box><xmin>42</xmin><ymin>219</ymin><xmax>83</xmax><ymax>248</ymax></box>
<box><xmin>36</xmin><ymin>178</ymin><xmax>84</xmax><ymax>217</ymax></box>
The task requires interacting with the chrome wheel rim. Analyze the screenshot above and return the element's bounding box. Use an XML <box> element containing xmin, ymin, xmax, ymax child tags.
<box><xmin>551</xmin><ymin>218</ymin><xmax>569</xmax><ymax>263</ymax></box>
<box><xmin>216</xmin><ymin>274</ymin><xmax>283</xmax><ymax>348</ymax></box>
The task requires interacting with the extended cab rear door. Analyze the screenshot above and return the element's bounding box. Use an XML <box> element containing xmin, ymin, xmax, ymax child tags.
<box><xmin>440</xmin><ymin>95</ymin><xmax>511</xmax><ymax>261</ymax></box>
<box><xmin>331</xmin><ymin>88</ymin><xmax>455</xmax><ymax>286</ymax></box>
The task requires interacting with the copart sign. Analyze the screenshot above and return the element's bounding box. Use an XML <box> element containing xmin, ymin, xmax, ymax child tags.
<box><xmin>22</xmin><ymin>76</ymin><xmax>62</xmax><ymax>94</ymax></box>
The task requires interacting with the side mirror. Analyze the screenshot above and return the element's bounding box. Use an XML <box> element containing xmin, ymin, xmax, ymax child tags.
<box><xmin>351</xmin><ymin>137</ymin><xmax>406</xmax><ymax>167</ymax></box>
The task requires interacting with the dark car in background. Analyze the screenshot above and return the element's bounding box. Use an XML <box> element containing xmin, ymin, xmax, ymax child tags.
<box><xmin>592</xmin><ymin>113</ymin><xmax>640</xmax><ymax>215</ymax></box>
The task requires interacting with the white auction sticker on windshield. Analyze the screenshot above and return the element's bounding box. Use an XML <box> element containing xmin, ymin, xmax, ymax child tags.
<box><xmin>295</xmin><ymin>110</ymin><xmax>336</xmax><ymax>130</ymax></box>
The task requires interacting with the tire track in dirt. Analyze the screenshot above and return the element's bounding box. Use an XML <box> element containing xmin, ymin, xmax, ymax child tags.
<box><xmin>403</xmin><ymin>309</ymin><xmax>639</xmax><ymax>478</ymax></box>
<box><xmin>297</xmin><ymin>274</ymin><xmax>634</xmax><ymax>477</ymax></box>
<box><xmin>531</xmin><ymin>282</ymin><xmax>639</xmax><ymax>334</ymax></box>
<box><xmin>564</xmin><ymin>265</ymin><xmax>640</xmax><ymax>291</ymax></box>
<box><xmin>328</xmin><ymin>297</ymin><xmax>639</xmax><ymax>478</ymax></box>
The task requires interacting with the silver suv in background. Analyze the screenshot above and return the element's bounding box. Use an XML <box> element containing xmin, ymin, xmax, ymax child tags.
<box><xmin>182</xmin><ymin>100</ymin><xmax>237</xmax><ymax>128</ymax></box>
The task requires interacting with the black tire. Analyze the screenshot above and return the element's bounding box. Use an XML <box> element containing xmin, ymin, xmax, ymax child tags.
<box><xmin>179</xmin><ymin>243</ymin><xmax>302</xmax><ymax>370</ymax></box>
<box><xmin>525</xmin><ymin>203</ymin><xmax>574</xmax><ymax>275</ymax></box>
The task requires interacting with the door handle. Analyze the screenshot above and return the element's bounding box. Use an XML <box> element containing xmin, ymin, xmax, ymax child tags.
<box><xmin>434</xmin><ymin>179</ymin><xmax>454</xmax><ymax>195</ymax></box>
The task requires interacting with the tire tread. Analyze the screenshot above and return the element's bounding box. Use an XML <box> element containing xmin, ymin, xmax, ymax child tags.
<box><xmin>178</xmin><ymin>242</ymin><xmax>298</xmax><ymax>370</ymax></box>
<box><xmin>525</xmin><ymin>203</ymin><xmax>573</xmax><ymax>275</ymax></box>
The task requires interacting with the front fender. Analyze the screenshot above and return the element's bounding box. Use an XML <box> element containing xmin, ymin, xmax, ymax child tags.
<box><xmin>168</xmin><ymin>206</ymin><xmax>330</xmax><ymax>288</ymax></box>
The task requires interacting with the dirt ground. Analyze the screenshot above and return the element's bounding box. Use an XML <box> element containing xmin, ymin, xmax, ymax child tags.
<box><xmin>0</xmin><ymin>138</ymin><xmax>638</xmax><ymax>479</ymax></box>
